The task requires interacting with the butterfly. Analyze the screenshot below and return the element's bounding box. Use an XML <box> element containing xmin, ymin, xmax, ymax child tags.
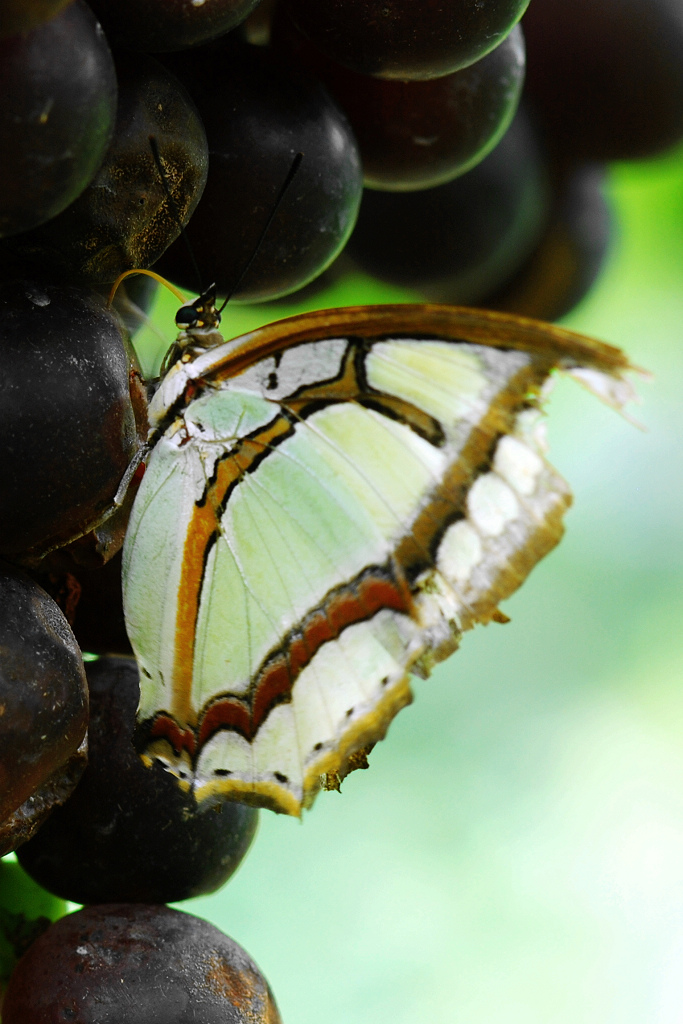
<box><xmin>120</xmin><ymin>285</ymin><xmax>636</xmax><ymax>816</ymax></box>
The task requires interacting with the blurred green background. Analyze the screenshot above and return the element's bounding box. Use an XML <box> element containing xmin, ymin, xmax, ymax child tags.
<box><xmin>166</xmin><ymin>146</ymin><xmax>682</xmax><ymax>1024</ymax></box>
<box><xmin>13</xmin><ymin>145</ymin><xmax>683</xmax><ymax>1023</ymax></box>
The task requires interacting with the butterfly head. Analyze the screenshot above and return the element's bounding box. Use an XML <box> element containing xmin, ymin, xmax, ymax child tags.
<box><xmin>175</xmin><ymin>284</ymin><xmax>221</xmax><ymax>332</ymax></box>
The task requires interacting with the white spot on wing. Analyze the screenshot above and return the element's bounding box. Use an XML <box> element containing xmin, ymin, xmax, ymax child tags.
<box><xmin>493</xmin><ymin>436</ymin><xmax>544</xmax><ymax>497</ymax></box>
<box><xmin>467</xmin><ymin>473</ymin><xmax>520</xmax><ymax>537</ymax></box>
<box><xmin>437</xmin><ymin>519</ymin><xmax>483</xmax><ymax>582</ymax></box>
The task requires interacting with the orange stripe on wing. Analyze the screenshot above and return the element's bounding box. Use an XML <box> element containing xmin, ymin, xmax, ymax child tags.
<box><xmin>170</xmin><ymin>413</ymin><xmax>294</xmax><ymax>725</ymax></box>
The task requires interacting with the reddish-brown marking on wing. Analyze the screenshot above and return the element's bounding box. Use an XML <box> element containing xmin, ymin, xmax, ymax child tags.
<box><xmin>251</xmin><ymin>657</ymin><xmax>292</xmax><ymax>734</ymax></box>
<box><xmin>188</xmin><ymin>570</ymin><xmax>413</xmax><ymax>747</ymax></box>
<box><xmin>149</xmin><ymin>715</ymin><xmax>197</xmax><ymax>758</ymax></box>
<box><xmin>302</xmin><ymin>609</ymin><xmax>335</xmax><ymax>651</ymax></box>
<box><xmin>196</xmin><ymin>698</ymin><xmax>252</xmax><ymax>748</ymax></box>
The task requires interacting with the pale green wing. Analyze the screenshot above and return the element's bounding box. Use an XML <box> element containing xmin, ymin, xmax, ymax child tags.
<box><xmin>123</xmin><ymin>316</ymin><xmax>631</xmax><ymax>816</ymax></box>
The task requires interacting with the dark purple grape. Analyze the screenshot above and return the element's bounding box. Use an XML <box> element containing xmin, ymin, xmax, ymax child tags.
<box><xmin>346</xmin><ymin>109</ymin><xmax>550</xmax><ymax>304</ymax></box>
<box><xmin>88</xmin><ymin>0</ymin><xmax>263</xmax><ymax>52</ymax></box>
<box><xmin>0</xmin><ymin>564</ymin><xmax>88</xmax><ymax>856</ymax></box>
<box><xmin>0</xmin><ymin>52</ymin><xmax>209</xmax><ymax>286</ymax></box>
<box><xmin>486</xmin><ymin>163</ymin><xmax>612</xmax><ymax>321</ymax></box>
<box><xmin>18</xmin><ymin>657</ymin><xmax>259</xmax><ymax>904</ymax></box>
<box><xmin>3</xmin><ymin>903</ymin><xmax>282</xmax><ymax>1023</ymax></box>
<box><xmin>523</xmin><ymin>0</ymin><xmax>683</xmax><ymax>160</ymax></box>
<box><xmin>0</xmin><ymin>0</ymin><xmax>117</xmax><ymax>238</ymax></box>
<box><xmin>285</xmin><ymin>0</ymin><xmax>530</xmax><ymax>78</ymax></box>
<box><xmin>156</xmin><ymin>41</ymin><xmax>362</xmax><ymax>302</ymax></box>
<box><xmin>274</xmin><ymin>10</ymin><xmax>526</xmax><ymax>190</ymax></box>
<box><xmin>0</xmin><ymin>280</ymin><xmax>146</xmax><ymax>565</ymax></box>
<box><xmin>0</xmin><ymin>0</ymin><xmax>73</xmax><ymax>39</ymax></box>
<box><xmin>0</xmin><ymin>752</ymin><xmax>87</xmax><ymax>859</ymax></box>
<box><xmin>36</xmin><ymin>417</ymin><xmax>148</xmax><ymax>576</ymax></box>
<box><xmin>37</xmin><ymin>550</ymin><xmax>133</xmax><ymax>655</ymax></box>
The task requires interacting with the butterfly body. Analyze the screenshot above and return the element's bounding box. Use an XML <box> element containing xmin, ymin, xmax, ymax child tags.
<box><xmin>122</xmin><ymin>304</ymin><xmax>633</xmax><ymax>815</ymax></box>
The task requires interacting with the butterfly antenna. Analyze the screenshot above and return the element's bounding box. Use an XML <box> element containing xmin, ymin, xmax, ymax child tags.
<box><xmin>149</xmin><ymin>134</ymin><xmax>205</xmax><ymax>295</ymax></box>
<box><xmin>217</xmin><ymin>151</ymin><xmax>304</xmax><ymax>314</ymax></box>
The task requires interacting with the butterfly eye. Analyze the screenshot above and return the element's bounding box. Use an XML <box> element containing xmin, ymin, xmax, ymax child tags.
<box><xmin>175</xmin><ymin>304</ymin><xmax>200</xmax><ymax>329</ymax></box>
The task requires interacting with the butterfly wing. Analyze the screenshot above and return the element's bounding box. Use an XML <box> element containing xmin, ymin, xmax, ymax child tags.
<box><xmin>122</xmin><ymin>305</ymin><xmax>634</xmax><ymax>815</ymax></box>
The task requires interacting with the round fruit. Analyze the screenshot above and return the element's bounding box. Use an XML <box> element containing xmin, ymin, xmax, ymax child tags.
<box><xmin>18</xmin><ymin>657</ymin><xmax>259</xmax><ymax>904</ymax></box>
<box><xmin>284</xmin><ymin>0</ymin><xmax>530</xmax><ymax>78</ymax></box>
<box><xmin>0</xmin><ymin>0</ymin><xmax>117</xmax><ymax>238</ymax></box>
<box><xmin>0</xmin><ymin>280</ymin><xmax>143</xmax><ymax>564</ymax></box>
<box><xmin>39</xmin><ymin>550</ymin><xmax>133</xmax><ymax>656</ymax></box>
<box><xmin>156</xmin><ymin>41</ymin><xmax>362</xmax><ymax>302</ymax></box>
<box><xmin>274</xmin><ymin>12</ymin><xmax>526</xmax><ymax>190</ymax></box>
<box><xmin>486</xmin><ymin>163</ymin><xmax>612</xmax><ymax>321</ymax></box>
<box><xmin>523</xmin><ymin>0</ymin><xmax>683</xmax><ymax>160</ymax></box>
<box><xmin>88</xmin><ymin>0</ymin><xmax>264</xmax><ymax>53</ymax></box>
<box><xmin>0</xmin><ymin>563</ymin><xmax>88</xmax><ymax>852</ymax></box>
<box><xmin>346</xmin><ymin>108</ymin><xmax>550</xmax><ymax>304</ymax></box>
<box><xmin>2</xmin><ymin>903</ymin><xmax>282</xmax><ymax>1023</ymax></box>
<box><xmin>0</xmin><ymin>52</ymin><xmax>208</xmax><ymax>286</ymax></box>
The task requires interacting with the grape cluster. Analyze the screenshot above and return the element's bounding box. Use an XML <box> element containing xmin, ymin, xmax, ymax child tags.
<box><xmin>1</xmin><ymin>0</ymin><xmax>683</xmax><ymax>1018</ymax></box>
